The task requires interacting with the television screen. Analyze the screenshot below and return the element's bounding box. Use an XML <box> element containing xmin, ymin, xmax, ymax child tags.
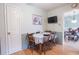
<box><xmin>48</xmin><ymin>16</ymin><xmax>57</xmax><ymax>23</ymax></box>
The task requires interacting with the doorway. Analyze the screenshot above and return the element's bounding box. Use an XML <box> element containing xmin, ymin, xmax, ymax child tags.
<box><xmin>6</xmin><ymin>4</ymin><xmax>22</xmax><ymax>54</ymax></box>
<box><xmin>64</xmin><ymin>9</ymin><xmax>79</xmax><ymax>50</ymax></box>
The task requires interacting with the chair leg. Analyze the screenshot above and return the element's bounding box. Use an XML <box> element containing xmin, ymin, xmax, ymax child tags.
<box><xmin>43</xmin><ymin>48</ymin><xmax>45</xmax><ymax>55</ymax></box>
<box><xmin>43</xmin><ymin>43</ymin><xmax>47</xmax><ymax>55</ymax></box>
<box><xmin>29</xmin><ymin>45</ymin><xmax>33</xmax><ymax>54</ymax></box>
<box><xmin>39</xmin><ymin>44</ymin><xmax>42</xmax><ymax>55</ymax></box>
<box><xmin>30</xmin><ymin>48</ymin><xmax>33</xmax><ymax>54</ymax></box>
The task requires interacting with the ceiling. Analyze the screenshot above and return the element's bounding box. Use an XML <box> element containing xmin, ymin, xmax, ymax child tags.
<box><xmin>27</xmin><ymin>3</ymin><xmax>71</xmax><ymax>11</ymax></box>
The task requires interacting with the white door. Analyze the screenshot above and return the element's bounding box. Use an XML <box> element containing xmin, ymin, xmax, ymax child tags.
<box><xmin>6</xmin><ymin>4</ymin><xmax>21</xmax><ymax>54</ymax></box>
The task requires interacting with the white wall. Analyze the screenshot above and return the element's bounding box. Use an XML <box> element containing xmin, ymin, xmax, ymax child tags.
<box><xmin>0</xmin><ymin>4</ymin><xmax>6</xmax><ymax>54</ymax></box>
<box><xmin>47</xmin><ymin>4</ymin><xmax>79</xmax><ymax>32</ymax></box>
<box><xmin>5</xmin><ymin>3</ymin><xmax>47</xmax><ymax>34</ymax></box>
<box><xmin>18</xmin><ymin>3</ymin><xmax>47</xmax><ymax>49</ymax></box>
<box><xmin>19</xmin><ymin>4</ymin><xmax>47</xmax><ymax>34</ymax></box>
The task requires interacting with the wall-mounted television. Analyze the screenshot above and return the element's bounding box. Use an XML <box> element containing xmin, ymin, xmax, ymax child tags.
<box><xmin>48</xmin><ymin>16</ymin><xmax>57</xmax><ymax>23</ymax></box>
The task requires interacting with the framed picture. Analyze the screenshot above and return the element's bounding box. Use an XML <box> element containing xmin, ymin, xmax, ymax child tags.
<box><xmin>32</xmin><ymin>14</ymin><xmax>42</xmax><ymax>25</ymax></box>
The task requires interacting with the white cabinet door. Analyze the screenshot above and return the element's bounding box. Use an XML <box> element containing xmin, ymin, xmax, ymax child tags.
<box><xmin>6</xmin><ymin>4</ymin><xmax>21</xmax><ymax>54</ymax></box>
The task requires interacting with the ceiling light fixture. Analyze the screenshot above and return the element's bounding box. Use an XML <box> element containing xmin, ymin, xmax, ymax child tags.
<box><xmin>71</xmin><ymin>10</ymin><xmax>77</xmax><ymax>23</ymax></box>
<box><xmin>71</xmin><ymin>3</ymin><xmax>78</xmax><ymax>8</ymax></box>
<box><xmin>71</xmin><ymin>19</ymin><xmax>77</xmax><ymax>23</ymax></box>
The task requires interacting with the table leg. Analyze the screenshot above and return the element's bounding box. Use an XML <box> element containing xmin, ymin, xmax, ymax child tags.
<box><xmin>39</xmin><ymin>43</ymin><xmax>42</xmax><ymax>55</ymax></box>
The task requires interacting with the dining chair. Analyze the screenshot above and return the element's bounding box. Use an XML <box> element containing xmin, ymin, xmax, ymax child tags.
<box><xmin>36</xmin><ymin>32</ymin><xmax>40</xmax><ymax>34</ymax></box>
<box><xmin>44</xmin><ymin>30</ymin><xmax>52</xmax><ymax>33</ymax></box>
<box><xmin>27</xmin><ymin>33</ymin><xmax>35</xmax><ymax>54</ymax></box>
<box><xmin>43</xmin><ymin>34</ymin><xmax>51</xmax><ymax>54</ymax></box>
<box><xmin>50</xmin><ymin>32</ymin><xmax>57</xmax><ymax>45</ymax></box>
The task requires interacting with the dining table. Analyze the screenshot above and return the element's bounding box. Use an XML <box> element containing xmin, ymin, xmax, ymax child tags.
<box><xmin>33</xmin><ymin>32</ymin><xmax>51</xmax><ymax>54</ymax></box>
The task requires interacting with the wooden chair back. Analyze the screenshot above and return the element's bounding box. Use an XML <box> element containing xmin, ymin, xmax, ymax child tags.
<box><xmin>43</xmin><ymin>34</ymin><xmax>50</xmax><ymax>43</ymax></box>
<box><xmin>27</xmin><ymin>33</ymin><xmax>34</xmax><ymax>44</ymax></box>
<box><xmin>36</xmin><ymin>32</ymin><xmax>40</xmax><ymax>34</ymax></box>
<box><xmin>44</xmin><ymin>31</ymin><xmax>52</xmax><ymax>33</ymax></box>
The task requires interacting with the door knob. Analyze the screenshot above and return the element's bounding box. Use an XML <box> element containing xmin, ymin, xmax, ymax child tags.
<box><xmin>8</xmin><ymin>32</ymin><xmax>11</xmax><ymax>35</ymax></box>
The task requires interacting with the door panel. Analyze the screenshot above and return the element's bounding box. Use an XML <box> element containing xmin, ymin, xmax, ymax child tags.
<box><xmin>6</xmin><ymin>4</ymin><xmax>21</xmax><ymax>54</ymax></box>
